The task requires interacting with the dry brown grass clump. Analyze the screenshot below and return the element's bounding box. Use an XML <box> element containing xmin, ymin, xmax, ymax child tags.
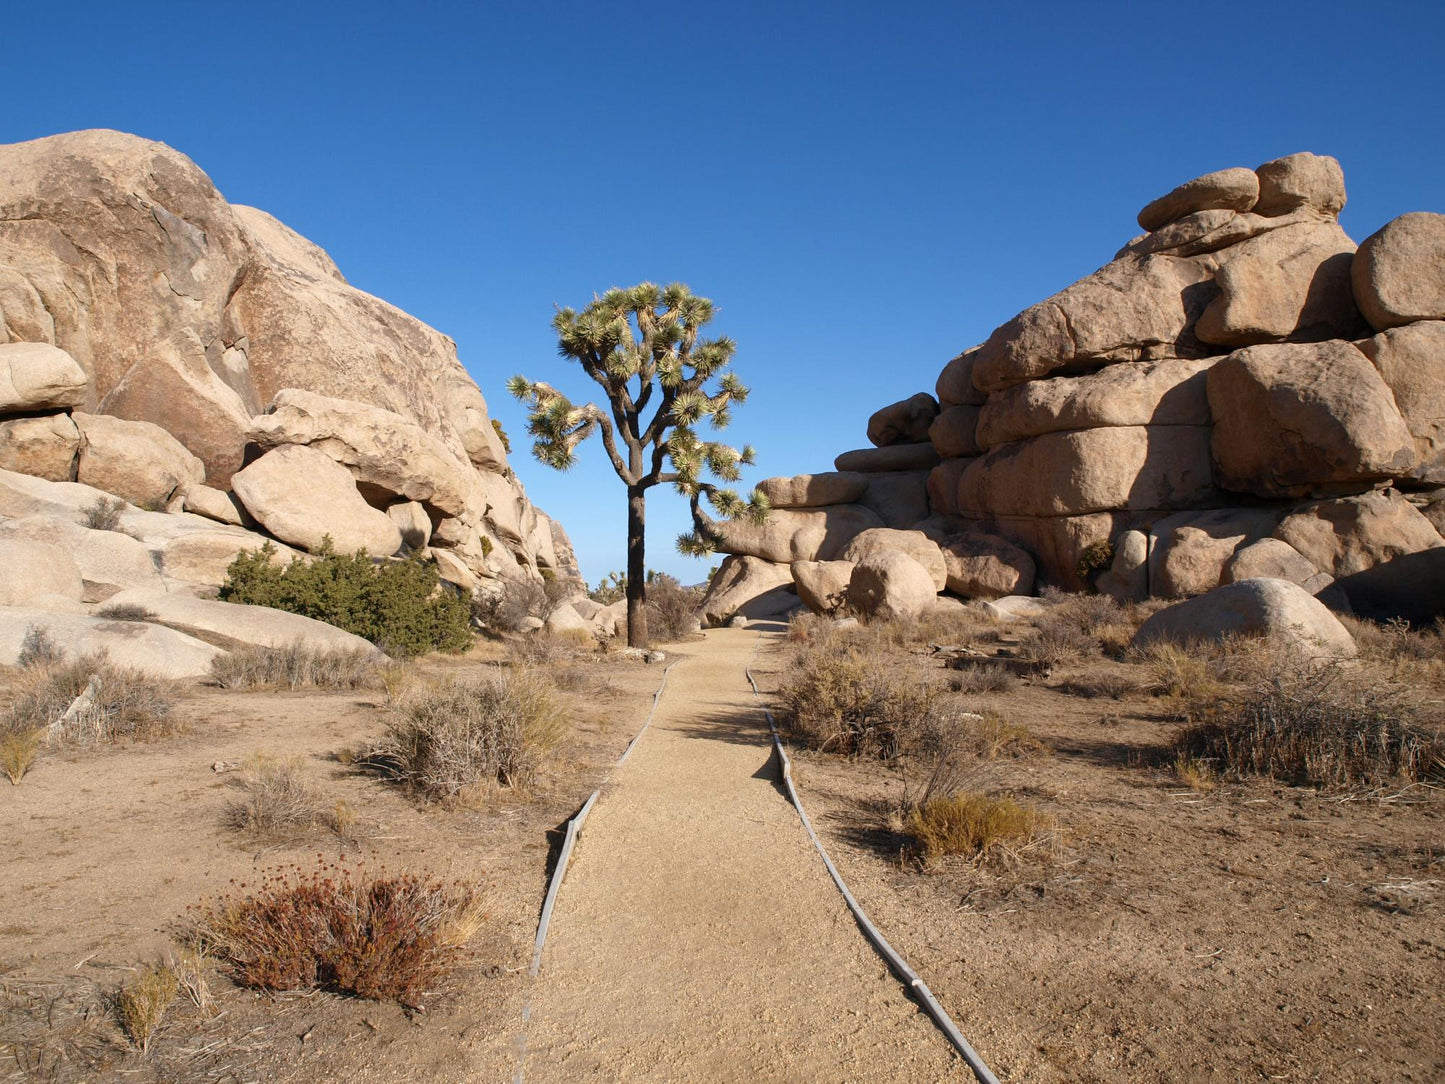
<box><xmin>947</xmin><ymin>664</ymin><xmax>1021</xmax><ymax>695</ymax></box>
<box><xmin>82</xmin><ymin>496</ymin><xmax>127</xmax><ymax>532</ymax></box>
<box><xmin>210</xmin><ymin>642</ymin><xmax>380</xmax><ymax>690</ymax></box>
<box><xmin>3</xmin><ymin>649</ymin><xmax>175</xmax><ymax>747</ymax></box>
<box><xmin>1178</xmin><ymin>651</ymin><xmax>1444</xmax><ymax>788</ymax></box>
<box><xmin>224</xmin><ymin>753</ymin><xmax>357</xmax><ymax>840</ymax></box>
<box><xmin>94</xmin><ymin>602</ymin><xmax>156</xmax><ymax>622</ymax></box>
<box><xmin>114</xmin><ymin>963</ymin><xmax>176</xmax><ymax>1054</ymax></box>
<box><xmin>368</xmin><ymin>670</ymin><xmax>567</xmax><ymax>801</ymax></box>
<box><xmin>778</xmin><ymin>642</ymin><xmax>938</xmax><ymax>758</ymax></box>
<box><xmin>190</xmin><ymin>860</ymin><xmax>485</xmax><ymax>1007</ymax></box>
<box><xmin>1131</xmin><ymin>640</ymin><xmax>1224</xmax><ymax>701</ymax></box>
<box><xmin>0</xmin><ymin>728</ymin><xmax>42</xmax><ymax>785</ymax></box>
<box><xmin>905</xmin><ymin>792</ymin><xmax>1050</xmax><ymax>864</ymax></box>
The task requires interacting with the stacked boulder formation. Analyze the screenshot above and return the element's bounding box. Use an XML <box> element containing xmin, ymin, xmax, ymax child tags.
<box><xmin>0</xmin><ymin>130</ymin><xmax>584</xmax><ymax>670</ymax></box>
<box><xmin>703</xmin><ymin>152</ymin><xmax>1445</xmax><ymax>627</ymax></box>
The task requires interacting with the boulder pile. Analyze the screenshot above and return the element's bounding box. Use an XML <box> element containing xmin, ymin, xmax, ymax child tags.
<box><xmin>0</xmin><ymin>130</ymin><xmax>589</xmax><ymax>669</ymax></box>
<box><xmin>702</xmin><ymin>152</ymin><xmax>1445</xmax><ymax>626</ymax></box>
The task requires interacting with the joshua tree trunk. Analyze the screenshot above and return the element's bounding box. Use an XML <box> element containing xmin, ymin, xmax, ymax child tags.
<box><xmin>626</xmin><ymin>484</ymin><xmax>648</xmax><ymax>648</ymax></box>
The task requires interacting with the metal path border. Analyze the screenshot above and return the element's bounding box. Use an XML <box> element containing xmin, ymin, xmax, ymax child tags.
<box><xmin>745</xmin><ymin>633</ymin><xmax>1003</xmax><ymax>1084</ymax></box>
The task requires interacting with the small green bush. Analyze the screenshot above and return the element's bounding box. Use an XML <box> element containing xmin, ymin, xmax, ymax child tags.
<box><xmin>220</xmin><ymin>540</ymin><xmax>472</xmax><ymax>659</ymax></box>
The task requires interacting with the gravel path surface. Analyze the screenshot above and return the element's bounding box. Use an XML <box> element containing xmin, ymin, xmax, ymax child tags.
<box><xmin>520</xmin><ymin>627</ymin><xmax>963</xmax><ymax>1082</ymax></box>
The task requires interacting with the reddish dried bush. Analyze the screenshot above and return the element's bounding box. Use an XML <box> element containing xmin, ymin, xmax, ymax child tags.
<box><xmin>191</xmin><ymin>860</ymin><xmax>485</xmax><ymax>1006</ymax></box>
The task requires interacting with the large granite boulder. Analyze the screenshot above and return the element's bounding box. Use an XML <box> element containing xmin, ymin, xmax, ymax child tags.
<box><xmin>1252</xmin><ymin>152</ymin><xmax>1347</xmax><ymax>217</ymax></box>
<box><xmin>712</xmin><ymin>504</ymin><xmax>882</xmax><ymax>564</ymax></box>
<box><xmin>846</xmin><ymin>551</ymin><xmax>936</xmax><ymax>621</ymax></box>
<box><xmin>0</xmin><ymin>514</ymin><xmax>164</xmax><ymax>601</ymax></box>
<box><xmin>1146</xmin><ymin>508</ymin><xmax>1280</xmax><ymax>598</ymax></box>
<box><xmin>858</xmin><ymin>471</ymin><xmax>931</xmax><ymax>529</ymax></box>
<box><xmin>698</xmin><ymin>555</ymin><xmax>796</xmax><ymax>627</ymax></box>
<box><xmin>867</xmin><ymin>393</ymin><xmax>939</xmax><ymax>447</ymax></box>
<box><xmin>975</xmin><ymin>356</ymin><xmax>1215</xmax><ymax>448</ymax></box>
<box><xmin>927</xmin><ymin>405</ymin><xmax>983</xmax><ymax>458</ymax></box>
<box><xmin>1359</xmin><ymin>319</ymin><xmax>1445</xmax><ymax>484</ymax></box>
<box><xmin>1350</xmin><ymin>212</ymin><xmax>1445</xmax><ymax>330</ymax></box>
<box><xmin>73</xmin><ymin>412</ymin><xmax>206</xmax><ymax>506</ymax></box>
<box><xmin>755</xmin><ymin>472</ymin><xmax>868</xmax><ymax>508</ymax></box>
<box><xmin>230</xmin><ymin>444</ymin><xmax>403</xmax><ymax>556</ymax></box>
<box><xmin>1133</xmin><ymin>577</ymin><xmax>1356</xmax><ymax>659</ymax></box>
<box><xmin>1138</xmin><ymin>167</ymin><xmax>1260</xmax><ymax>232</ymax></box>
<box><xmin>1207</xmin><ymin>340</ymin><xmax>1416</xmax><ymax>497</ymax></box>
<box><xmin>0</xmin><ymin>607</ymin><xmax>223</xmax><ymax>679</ymax></box>
<box><xmin>1221</xmin><ymin>538</ymin><xmax>1324</xmax><ymax>588</ymax></box>
<box><xmin>938</xmin><ymin>531</ymin><xmax>1035</xmax><ymax>599</ymax></box>
<box><xmin>838</xmin><ymin>528</ymin><xmax>948</xmax><ymax>591</ymax></box>
<box><xmin>248</xmin><ymin>389</ymin><xmax>476</xmax><ymax>517</ymax></box>
<box><xmin>834</xmin><ymin>443</ymin><xmax>941</xmax><ymax>473</ymax></box>
<box><xmin>1273</xmin><ymin>490</ymin><xmax>1443</xmax><ymax>577</ymax></box>
<box><xmin>0</xmin><ymin>342</ymin><xmax>87</xmax><ymax>412</ymax></box>
<box><xmin>0</xmin><ymin>414</ymin><xmax>81</xmax><ymax>481</ymax></box>
<box><xmin>0</xmin><ymin>538</ymin><xmax>83</xmax><ymax>606</ymax></box>
<box><xmin>935</xmin><ymin>348</ymin><xmax>987</xmax><ymax>406</ymax></box>
<box><xmin>959</xmin><ymin>426</ymin><xmax>1215</xmax><ymax>517</ymax></box>
<box><xmin>791</xmin><ymin>560</ymin><xmax>854</xmax><ymax>615</ymax></box>
<box><xmin>102</xmin><ymin>587</ymin><xmax>382</xmax><ymax>655</ymax></box>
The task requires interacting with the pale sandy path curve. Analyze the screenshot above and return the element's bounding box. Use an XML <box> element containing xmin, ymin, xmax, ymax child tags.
<box><xmin>519</xmin><ymin>627</ymin><xmax>963</xmax><ymax>1082</ymax></box>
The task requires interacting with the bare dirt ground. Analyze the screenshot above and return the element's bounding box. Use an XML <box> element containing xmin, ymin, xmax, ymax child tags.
<box><xmin>0</xmin><ymin>641</ymin><xmax>674</xmax><ymax>1083</ymax></box>
<box><xmin>520</xmin><ymin>627</ymin><xmax>963</xmax><ymax>1082</ymax></box>
<box><xmin>750</xmin><ymin>629</ymin><xmax>1445</xmax><ymax>1084</ymax></box>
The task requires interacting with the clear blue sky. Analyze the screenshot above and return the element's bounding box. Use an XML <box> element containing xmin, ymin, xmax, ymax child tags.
<box><xmin>7</xmin><ymin>1</ymin><xmax>1444</xmax><ymax>586</ymax></box>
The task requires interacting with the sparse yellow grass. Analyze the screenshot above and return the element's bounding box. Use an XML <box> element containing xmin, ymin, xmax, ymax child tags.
<box><xmin>115</xmin><ymin>963</ymin><xmax>177</xmax><ymax>1053</ymax></box>
<box><xmin>0</xmin><ymin>728</ymin><xmax>42</xmax><ymax>785</ymax></box>
<box><xmin>1132</xmin><ymin>640</ymin><xmax>1221</xmax><ymax>701</ymax></box>
<box><xmin>1171</xmin><ymin>753</ymin><xmax>1217</xmax><ymax>792</ymax></box>
<box><xmin>905</xmin><ymin>792</ymin><xmax>1048</xmax><ymax>863</ymax></box>
<box><xmin>210</xmin><ymin>642</ymin><xmax>379</xmax><ymax>690</ymax></box>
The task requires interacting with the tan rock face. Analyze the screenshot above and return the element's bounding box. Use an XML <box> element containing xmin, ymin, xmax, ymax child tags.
<box><xmin>791</xmin><ymin>560</ymin><xmax>854</xmax><ymax>615</ymax></box>
<box><xmin>231</xmin><ymin>444</ymin><xmax>403</xmax><ymax>556</ymax></box>
<box><xmin>181</xmin><ymin>484</ymin><xmax>252</xmax><ymax>527</ymax></box>
<box><xmin>755</xmin><ymin>472</ymin><xmax>868</xmax><ymax>509</ymax></box>
<box><xmin>867</xmin><ymin>393</ymin><xmax>939</xmax><ymax>447</ymax></box>
<box><xmin>975</xmin><ymin>356</ymin><xmax>1216</xmax><ymax>448</ymax></box>
<box><xmin>938</xmin><ymin>532</ymin><xmax>1035</xmax><ymax>599</ymax></box>
<box><xmin>1351</xmin><ymin>212</ymin><xmax>1445</xmax><ymax>331</ymax></box>
<box><xmin>73</xmin><ymin>412</ymin><xmax>205</xmax><ymax>506</ymax></box>
<box><xmin>1207</xmin><ymin>340</ymin><xmax>1417</xmax><ymax>497</ymax></box>
<box><xmin>0</xmin><ymin>538</ymin><xmax>83</xmax><ymax>606</ymax></box>
<box><xmin>0</xmin><ymin>342</ymin><xmax>88</xmax><ymax>412</ymax></box>
<box><xmin>387</xmin><ymin>500</ymin><xmax>432</xmax><ymax>551</ymax></box>
<box><xmin>1137</xmin><ymin>167</ymin><xmax>1260</xmax><ymax>233</ymax></box>
<box><xmin>846</xmin><ymin>551</ymin><xmax>936</xmax><ymax>620</ymax></box>
<box><xmin>1253</xmin><ymin>152</ymin><xmax>1347</xmax><ymax>218</ymax></box>
<box><xmin>925</xmin><ymin>458</ymin><xmax>971</xmax><ymax>518</ymax></box>
<box><xmin>858</xmin><ymin>471</ymin><xmax>930</xmax><ymax>529</ymax></box>
<box><xmin>972</xmin><ymin>254</ymin><xmax>1216</xmax><ymax>393</ymax></box>
<box><xmin>959</xmin><ymin>426</ymin><xmax>1215</xmax><ymax>518</ymax></box>
<box><xmin>838</xmin><ymin>528</ymin><xmax>947</xmax><ymax>591</ymax></box>
<box><xmin>0</xmin><ymin>414</ymin><xmax>80</xmax><ymax>481</ymax></box>
<box><xmin>1359</xmin><ymin>320</ymin><xmax>1445</xmax><ymax>483</ymax></box>
<box><xmin>0</xmin><ymin>514</ymin><xmax>164</xmax><ymax>601</ymax></box>
<box><xmin>1096</xmin><ymin>529</ymin><xmax>1149</xmax><ymax>601</ymax></box>
<box><xmin>1194</xmin><ymin>221</ymin><xmax>1364</xmax><ymax>347</ymax></box>
<box><xmin>0</xmin><ymin>130</ymin><xmax>551</xmax><ymax>587</ymax></box>
<box><xmin>988</xmin><ymin>512</ymin><xmax>1124</xmax><ymax>591</ymax></box>
<box><xmin>1273</xmin><ymin>490</ymin><xmax>1443</xmax><ymax>577</ymax></box>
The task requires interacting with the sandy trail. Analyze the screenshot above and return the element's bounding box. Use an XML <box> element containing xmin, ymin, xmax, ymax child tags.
<box><xmin>519</xmin><ymin>627</ymin><xmax>963</xmax><ymax>1082</ymax></box>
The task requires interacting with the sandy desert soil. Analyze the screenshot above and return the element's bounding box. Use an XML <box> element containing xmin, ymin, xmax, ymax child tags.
<box><xmin>749</xmin><ymin>630</ymin><xmax>1445</xmax><ymax>1084</ymax></box>
<box><xmin>0</xmin><ymin>641</ymin><xmax>675</xmax><ymax>1083</ymax></box>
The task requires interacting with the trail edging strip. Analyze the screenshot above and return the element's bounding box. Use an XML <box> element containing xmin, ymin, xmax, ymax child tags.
<box><xmin>746</xmin><ymin>633</ymin><xmax>1003</xmax><ymax>1084</ymax></box>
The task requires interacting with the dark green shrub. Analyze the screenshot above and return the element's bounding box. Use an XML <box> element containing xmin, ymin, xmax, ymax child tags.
<box><xmin>221</xmin><ymin>540</ymin><xmax>472</xmax><ymax>659</ymax></box>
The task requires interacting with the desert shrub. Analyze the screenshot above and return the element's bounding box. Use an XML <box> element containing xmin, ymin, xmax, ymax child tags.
<box><xmin>82</xmin><ymin>496</ymin><xmax>126</xmax><ymax>531</ymax></box>
<box><xmin>947</xmin><ymin>664</ymin><xmax>1020</xmax><ymax>695</ymax></box>
<box><xmin>224</xmin><ymin>753</ymin><xmax>354</xmax><ymax>838</ymax></box>
<box><xmin>17</xmin><ymin>624</ymin><xmax>62</xmax><ymax>669</ymax></box>
<box><xmin>221</xmin><ymin>541</ymin><xmax>472</xmax><ymax>658</ymax></box>
<box><xmin>190</xmin><ymin>860</ymin><xmax>484</xmax><ymax>1006</ymax></box>
<box><xmin>114</xmin><ymin>963</ymin><xmax>176</xmax><ymax>1054</ymax></box>
<box><xmin>1075</xmin><ymin>539</ymin><xmax>1114</xmax><ymax>580</ymax></box>
<box><xmin>905</xmin><ymin>792</ymin><xmax>1047</xmax><ymax>864</ymax></box>
<box><xmin>95</xmin><ymin>602</ymin><xmax>156</xmax><ymax>622</ymax></box>
<box><xmin>589</xmin><ymin>571</ymin><xmax>627</xmax><ymax>605</ymax></box>
<box><xmin>1178</xmin><ymin>653</ymin><xmax>1444</xmax><ymax>788</ymax></box>
<box><xmin>490</xmin><ymin>417</ymin><xmax>511</xmax><ymax>454</ymax></box>
<box><xmin>644</xmin><ymin>573</ymin><xmax>701</xmax><ymax>643</ymax></box>
<box><xmin>923</xmin><ymin>708</ymin><xmax>1040</xmax><ymax>761</ymax></box>
<box><xmin>778</xmin><ymin>643</ymin><xmax>938</xmax><ymax>758</ymax></box>
<box><xmin>1171</xmin><ymin>752</ymin><xmax>1217</xmax><ymax>792</ymax></box>
<box><xmin>209</xmin><ymin>643</ymin><xmax>379</xmax><ymax>690</ymax></box>
<box><xmin>4</xmin><ymin>652</ymin><xmax>175</xmax><ymax>744</ymax></box>
<box><xmin>1018</xmin><ymin>614</ymin><xmax>1097</xmax><ymax>666</ymax></box>
<box><xmin>369</xmin><ymin>670</ymin><xmax>567</xmax><ymax>800</ymax></box>
<box><xmin>471</xmin><ymin>577</ymin><xmax>547</xmax><ymax>633</ymax></box>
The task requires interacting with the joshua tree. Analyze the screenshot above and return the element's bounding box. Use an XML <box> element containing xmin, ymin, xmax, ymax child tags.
<box><xmin>508</xmin><ymin>282</ymin><xmax>766</xmax><ymax>647</ymax></box>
